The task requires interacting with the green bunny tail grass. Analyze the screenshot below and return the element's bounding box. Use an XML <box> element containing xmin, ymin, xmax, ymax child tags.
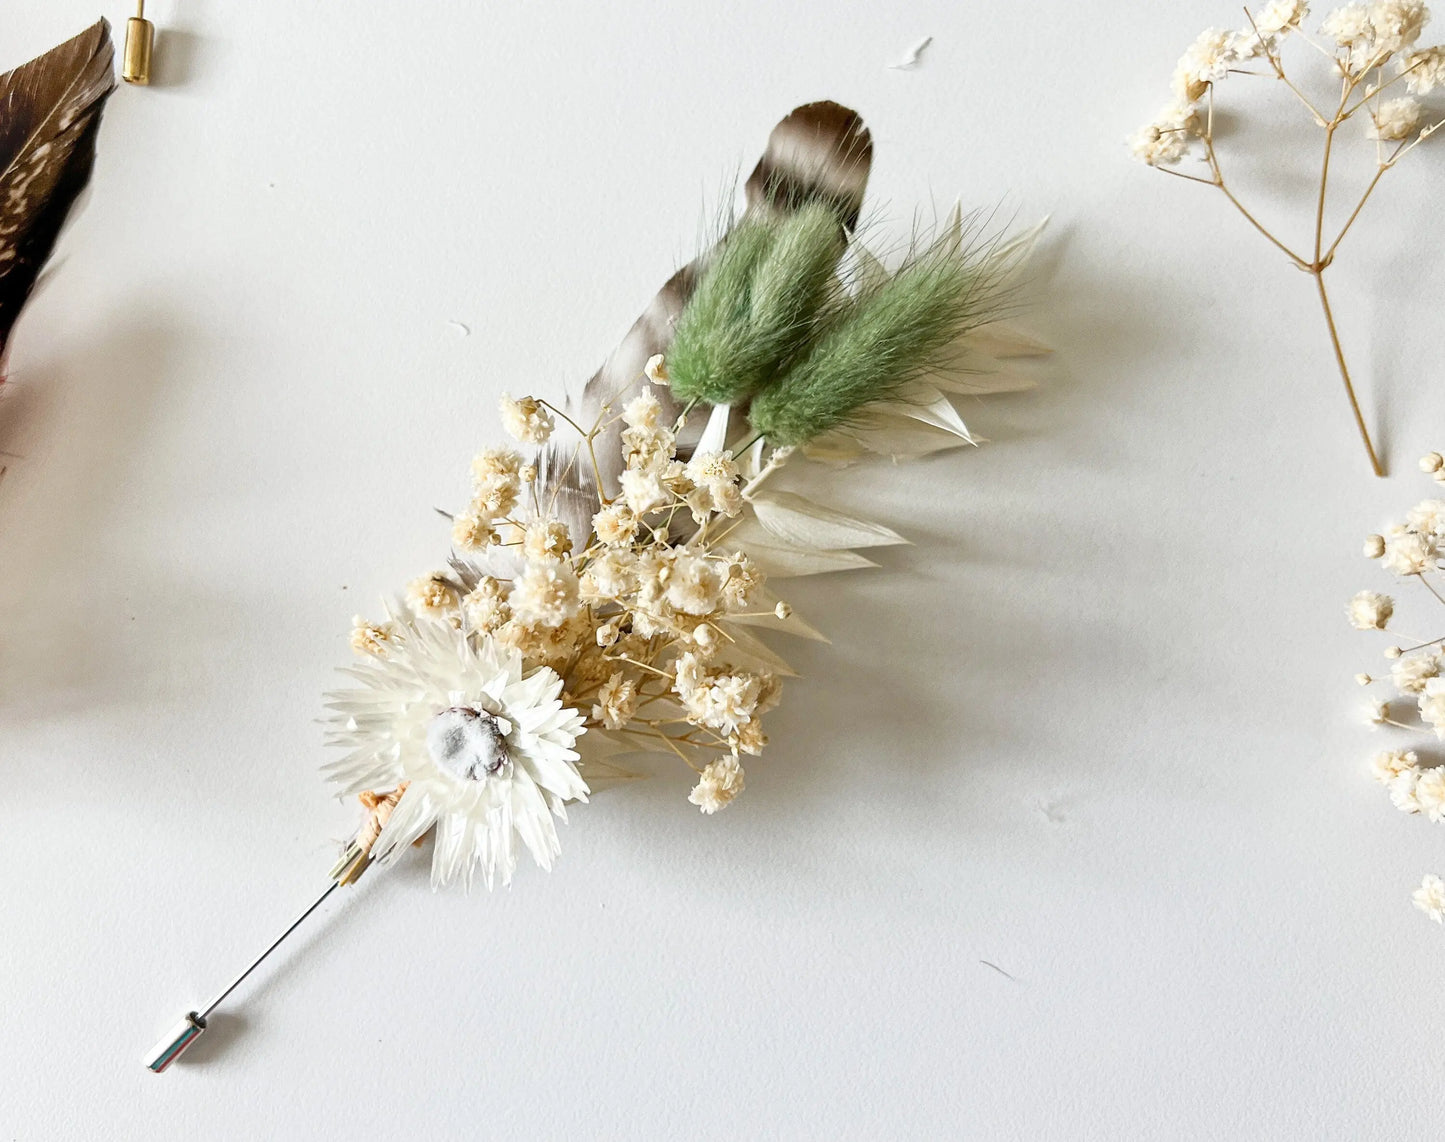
<box><xmin>747</xmin><ymin>202</ymin><xmax>847</xmax><ymax>354</ymax></box>
<box><xmin>748</xmin><ymin>228</ymin><xmax>1011</xmax><ymax>447</ymax></box>
<box><xmin>668</xmin><ymin>202</ymin><xmax>845</xmax><ymax>407</ymax></box>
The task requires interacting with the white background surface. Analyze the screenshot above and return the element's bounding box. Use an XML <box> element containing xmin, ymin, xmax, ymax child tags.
<box><xmin>4</xmin><ymin>1</ymin><xmax>1445</xmax><ymax>1138</ymax></box>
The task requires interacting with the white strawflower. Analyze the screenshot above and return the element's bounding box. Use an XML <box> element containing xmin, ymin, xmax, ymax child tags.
<box><xmin>499</xmin><ymin>393</ymin><xmax>555</xmax><ymax>444</ymax></box>
<box><xmin>1365</xmin><ymin>533</ymin><xmax>1388</xmax><ymax>558</ymax></box>
<box><xmin>509</xmin><ymin>559</ymin><xmax>580</xmax><ymax>627</ymax></box>
<box><xmin>1415</xmin><ymin>767</ymin><xmax>1445</xmax><ymax>820</ymax></box>
<box><xmin>1372</xmin><ymin>748</ymin><xmax>1420</xmax><ymax>782</ymax></box>
<box><xmin>1413</xmin><ymin>873</ymin><xmax>1445</xmax><ymax>921</ymax></box>
<box><xmin>1347</xmin><ymin>589</ymin><xmax>1394</xmax><ymax>629</ymax></box>
<box><xmin>1371</xmin><ymin>97</ymin><xmax>1422</xmax><ymax>139</ymax></box>
<box><xmin>324</xmin><ymin>615</ymin><xmax>588</xmax><ymax>889</ymax></box>
<box><xmin>1367</xmin><ymin>698</ymin><xmax>1392</xmax><ymax>724</ymax></box>
<box><xmin>688</xmin><ymin>756</ymin><xmax>745</xmax><ymax>814</ymax></box>
<box><xmin>591</xmin><ymin>672</ymin><xmax>638</xmax><ymax>731</ymax></box>
<box><xmin>1422</xmin><ymin>451</ymin><xmax>1445</xmax><ymax>473</ymax></box>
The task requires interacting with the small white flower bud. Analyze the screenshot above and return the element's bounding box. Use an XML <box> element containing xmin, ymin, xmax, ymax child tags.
<box><xmin>1386</xmin><ymin>645</ymin><xmax>1404</xmax><ymax>659</ymax></box>
<box><xmin>1356</xmin><ymin>673</ymin><xmax>1373</xmax><ymax>686</ymax></box>
<box><xmin>644</xmin><ymin>353</ymin><xmax>670</xmax><ymax>386</ymax></box>
<box><xmin>519</xmin><ymin>464</ymin><xmax>537</xmax><ymax>484</ymax></box>
<box><xmin>1364</xmin><ymin>534</ymin><xmax>1386</xmax><ymax>558</ymax></box>
<box><xmin>774</xmin><ymin>601</ymin><xmax>792</xmax><ymax>619</ymax></box>
<box><xmin>1422</xmin><ymin>452</ymin><xmax>1444</xmax><ymax>473</ymax></box>
<box><xmin>694</xmin><ymin>623</ymin><xmax>716</xmax><ymax>648</ymax></box>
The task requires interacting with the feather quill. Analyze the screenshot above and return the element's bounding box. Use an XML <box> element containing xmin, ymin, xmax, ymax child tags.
<box><xmin>0</xmin><ymin>20</ymin><xmax>115</xmax><ymax>364</ymax></box>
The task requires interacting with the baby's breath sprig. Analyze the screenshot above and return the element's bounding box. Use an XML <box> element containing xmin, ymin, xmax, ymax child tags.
<box><xmin>1132</xmin><ymin>1</ymin><xmax>1445</xmax><ymax>476</ymax></box>
<box><xmin>1351</xmin><ymin>450</ymin><xmax>1445</xmax><ymax>923</ymax></box>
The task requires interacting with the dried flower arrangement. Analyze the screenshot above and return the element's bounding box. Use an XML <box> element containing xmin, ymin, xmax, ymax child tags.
<box><xmin>1131</xmin><ymin>1</ymin><xmax>1445</xmax><ymax>476</ymax></box>
<box><xmin>146</xmin><ymin>101</ymin><xmax>1047</xmax><ymax>1068</ymax></box>
<box><xmin>1350</xmin><ymin>450</ymin><xmax>1445</xmax><ymax>923</ymax></box>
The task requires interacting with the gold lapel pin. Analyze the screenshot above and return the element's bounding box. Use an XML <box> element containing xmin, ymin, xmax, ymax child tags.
<box><xmin>122</xmin><ymin>1</ymin><xmax>154</xmax><ymax>85</ymax></box>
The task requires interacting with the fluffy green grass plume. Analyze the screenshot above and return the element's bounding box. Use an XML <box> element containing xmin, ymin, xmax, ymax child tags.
<box><xmin>748</xmin><ymin>233</ymin><xmax>1005</xmax><ymax>447</ymax></box>
<box><xmin>666</xmin><ymin>203</ymin><xmax>844</xmax><ymax>407</ymax></box>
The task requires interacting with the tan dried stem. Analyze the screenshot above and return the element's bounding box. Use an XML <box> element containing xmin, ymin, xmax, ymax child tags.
<box><xmin>1171</xmin><ymin>40</ymin><xmax>1409</xmax><ymax>477</ymax></box>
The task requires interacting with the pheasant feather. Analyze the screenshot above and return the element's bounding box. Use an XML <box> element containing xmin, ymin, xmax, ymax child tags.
<box><xmin>0</xmin><ymin>20</ymin><xmax>115</xmax><ymax>362</ymax></box>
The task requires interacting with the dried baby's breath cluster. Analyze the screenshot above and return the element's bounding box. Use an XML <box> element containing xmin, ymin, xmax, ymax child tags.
<box><xmin>354</xmin><ymin>389</ymin><xmax>790</xmax><ymax>814</ymax></box>
<box><xmin>1132</xmin><ymin>1</ymin><xmax>1445</xmax><ymax>476</ymax></box>
<box><xmin>1351</xmin><ymin>450</ymin><xmax>1445</xmax><ymax>922</ymax></box>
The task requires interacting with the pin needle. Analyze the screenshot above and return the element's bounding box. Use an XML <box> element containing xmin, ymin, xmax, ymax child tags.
<box><xmin>144</xmin><ymin>878</ymin><xmax>342</xmax><ymax>1072</ymax></box>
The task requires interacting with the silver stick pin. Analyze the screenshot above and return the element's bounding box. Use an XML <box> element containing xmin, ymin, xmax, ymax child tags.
<box><xmin>143</xmin><ymin>792</ymin><xmax>401</xmax><ymax>1072</ymax></box>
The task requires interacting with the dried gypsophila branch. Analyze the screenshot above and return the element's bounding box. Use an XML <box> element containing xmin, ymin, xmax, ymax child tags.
<box><xmin>1131</xmin><ymin>1</ymin><xmax>1445</xmax><ymax>477</ymax></box>
<box><xmin>1350</xmin><ymin>449</ymin><xmax>1445</xmax><ymax>923</ymax></box>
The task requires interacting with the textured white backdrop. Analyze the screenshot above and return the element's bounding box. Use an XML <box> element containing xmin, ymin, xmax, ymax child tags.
<box><xmin>4</xmin><ymin>1</ymin><xmax>1445</xmax><ymax>1138</ymax></box>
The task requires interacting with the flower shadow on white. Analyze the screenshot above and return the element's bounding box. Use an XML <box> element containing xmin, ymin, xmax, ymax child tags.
<box><xmin>323</xmin><ymin>612</ymin><xmax>587</xmax><ymax>890</ymax></box>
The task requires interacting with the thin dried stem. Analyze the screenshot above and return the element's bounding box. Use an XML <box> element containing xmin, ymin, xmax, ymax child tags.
<box><xmin>1325</xmin><ymin>163</ymin><xmax>1389</xmax><ymax>261</ymax></box>
<box><xmin>1203</xmin><ymin>137</ymin><xmax>1309</xmax><ymax>266</ymax></box>
<box><xmin>1155</xmin><ymin>32</ymin><xmax>1398</xmax><ymax>476</ymax></box>
<box><xmin>1313</xmin><ymin>271</ymin><xmax>1383</xmax><ymax>476</ymax></box>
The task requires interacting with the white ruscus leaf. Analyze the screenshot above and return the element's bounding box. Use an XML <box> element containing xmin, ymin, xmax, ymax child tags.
<box><xmin>749</xmin><ymin>491</ymin><xmax>908</xmax><ymax>550</ymax></box>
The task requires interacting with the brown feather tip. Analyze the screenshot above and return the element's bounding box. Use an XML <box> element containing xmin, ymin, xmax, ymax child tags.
<box><xmin>0</xmin><ymin>20</ymin><xmax>117</xmax><ymax>358</ymax></box>
<box><xmin>745</xmin><ymin>101</ymin><xmax>874</xmax><ymax>230</ymax></box>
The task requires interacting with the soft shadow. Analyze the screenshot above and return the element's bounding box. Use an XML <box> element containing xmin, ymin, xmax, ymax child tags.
<box><xmin>166</xmin><ymin>875</ymin><xmax>385</xmax><ymax>1068</ymax></box>
<box><xmin>149</xmin><ymin>29</ymin><xmax>205</xmax><ymax>89</ymax></box>
<box><xmin>0</xmin><ymin>304</ymin><xmax>195</xmax><ymax>713</ymax></box>
<box><xmin>169</xmin><ymin>1011</ymin><xmax>246</xmax><ymax>1068</ymax></box>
